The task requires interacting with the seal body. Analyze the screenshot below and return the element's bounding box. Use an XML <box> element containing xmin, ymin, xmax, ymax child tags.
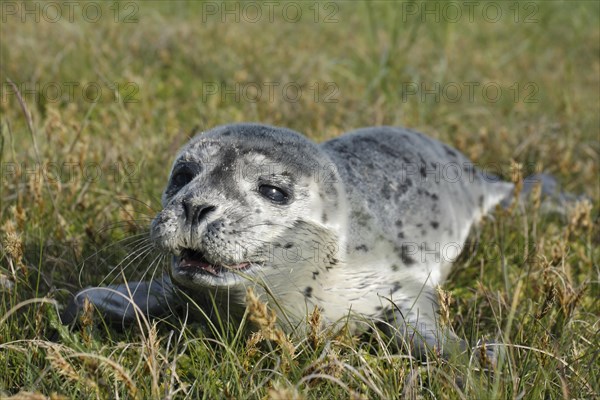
<box><xmin>67</xmin><ymin>123</ymin><xmax>514</xmax><ymax>357</ymax></box>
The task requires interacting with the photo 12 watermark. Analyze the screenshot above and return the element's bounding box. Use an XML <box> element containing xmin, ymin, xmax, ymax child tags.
<box><xmin>400</xmin><ymin>1</ymin><xmax>539</xmax><ymax>23</ymax></box>
<box><xmin>3</xmin><ymin>158</ymin><xmax>544</xmax><ymax>187</ymax></box>
<box><xmin>168</xmin><ymin>159</ymin><xmax>540</xmax><ymax>188</ymax></box>
<box><xmin>1</xmin><ymin>1</ymin><xmax>139</xmax><ymax>23</ymax></box>
<box><xmin>201</xmin><ymin>81</ymin><xmax>339</xmax><ymax>104</ymax></box>
<box><xmin>1</xmin><ymin>80</ymin><xmax>140</xmax><ymax>105</ymax></box>
<box><xmin>162</xmin><ymin>236</ymin><xmax>547</xmax><ymax>268</ymax></box>
<box><xmin>2</xmin><ymin>161</ymin><xmax>142</xmax><ymax>185</ymax></box>
<box><xmin>400</xmin><ymin>81</ymin><xmax>539</xmax><ymax>104</ymax></box>
<box><xmin>200</xmin><ymin>1</ymin><xmax>339</xmax><ymax>23</ymax></box>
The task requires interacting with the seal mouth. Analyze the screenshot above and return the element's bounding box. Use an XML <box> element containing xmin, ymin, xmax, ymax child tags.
<box><xmin>178</xmin><ymin>249</ymin><xmax>251</xmax><ymax>276</ymax></box>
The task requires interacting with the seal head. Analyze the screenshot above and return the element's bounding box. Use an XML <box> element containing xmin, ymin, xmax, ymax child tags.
<box><xmin>150</xmin><ymin>123</ymin><xmax>348</xmax><ymax>324</ymax></box>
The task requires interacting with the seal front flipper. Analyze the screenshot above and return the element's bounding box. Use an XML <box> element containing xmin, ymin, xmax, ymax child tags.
<box><xmin>61</xmin><ymin>273</ymin><xmax>181</xmax><ymax>328</ymax></box>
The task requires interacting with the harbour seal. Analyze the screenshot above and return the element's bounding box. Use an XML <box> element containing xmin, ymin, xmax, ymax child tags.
<box><xmin>64</xmin><ymin>123</ymin><xmax>520</xmax><ymax>358</ymax></box>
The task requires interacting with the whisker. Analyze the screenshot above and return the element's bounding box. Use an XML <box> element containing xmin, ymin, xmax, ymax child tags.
<box><xmin>116</xmin><ymin>195</ymin><xmax>161</xmax><ymax>214</ymax></box>
<box><xmin>132</xmin><ymin>250</ymin><xmax>166</xmax><ymax>286</ymax></box>
<box><xmin>94</xmin><ymin>220</ymin><xmax>154</xmax><ymax>234</ymax></box>
<box><xmin>236</xmin><ymin>222</ymin><xmax>294</xmax><ymax>230</ymax></box>
<box><xmin>77</xmin><ymin>234</ymin><xmax>154</xmax><ymax>285</ymax></box>
<box><xmin>98</xmin><ymin>242</ymin><xmax>157</xmax><ymax>286</ymax></box>
<box><xmin>229</xmin><ymin>213</ymin><xmax>252</xmax><ymax>225</ymax></box>
<box><xmin>119</xmin><ymin>252</ymin><xmax>170</xmax><ymax>314</ymax></box>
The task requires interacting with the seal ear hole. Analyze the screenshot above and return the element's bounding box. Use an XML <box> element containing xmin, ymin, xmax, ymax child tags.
<box><xmin>258</xmin><ymin>184</ymin><xmax>290</xmax><ymax>204</ymax></box>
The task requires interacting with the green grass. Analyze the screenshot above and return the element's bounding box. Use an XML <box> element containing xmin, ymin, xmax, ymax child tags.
<box><xmin>1</xmin><ymin>1</ymin><xmax>598</xmax><ymax>398</ymax></box>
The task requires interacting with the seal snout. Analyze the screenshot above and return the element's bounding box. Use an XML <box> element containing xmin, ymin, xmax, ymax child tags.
<box><xmin>182</xmin><ymin>201</ymin><xmax>216</xmax><ymax>225</ymax></box>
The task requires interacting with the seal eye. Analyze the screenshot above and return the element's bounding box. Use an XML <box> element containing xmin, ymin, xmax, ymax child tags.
<box><xmin>170</xmin><ymin>163</ymin><xmax>200</xmax><ymax>192</ymax></box>
<box><xmin>259</xmin><ymin>184</ymin><xmax>289</xmax><ymax>204</ymax></box>
<box><xmin>172</xmin><ymin>171</ymin><xmax>193</xmax><ymax>188</ymax></box>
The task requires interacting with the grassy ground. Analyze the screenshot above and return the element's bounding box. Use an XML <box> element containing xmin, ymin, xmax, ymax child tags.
<box><xmin>0</xmin><ymin>1</ymin><xmax>598</xmax><ymax>398</ymax></box>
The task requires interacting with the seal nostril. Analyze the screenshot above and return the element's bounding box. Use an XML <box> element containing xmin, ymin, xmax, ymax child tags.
<box><xmin>182</xmin><ymin>202</ymin><xmax>192</xmax><ymax>221</ymax></box>
<box><xmin>182</xmin><ymin>198</ymin><xmax>216</xmax><ymax>225</ymax></box>
<box><xmin>195</xmin><ymin>205</ymin><xmax>216</xmax><ymax>224</ymax></box>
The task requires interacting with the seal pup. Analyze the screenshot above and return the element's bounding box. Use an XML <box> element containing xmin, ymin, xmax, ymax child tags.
<box><xmin>64</xmin><ymin>123</ymin><xmax>522</xmax><ymax>359</ymax></box>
